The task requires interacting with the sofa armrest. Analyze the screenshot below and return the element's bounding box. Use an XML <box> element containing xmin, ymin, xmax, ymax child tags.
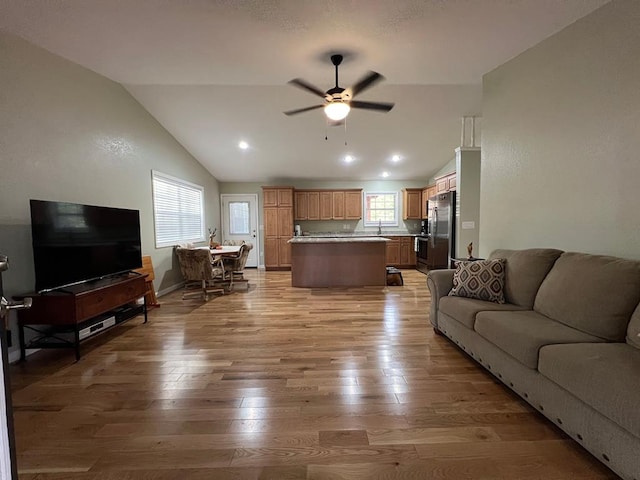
<box><xmin>426</xmin><ymin>269</ymin><xmax>455</xmax><ymax>329</ymax></box>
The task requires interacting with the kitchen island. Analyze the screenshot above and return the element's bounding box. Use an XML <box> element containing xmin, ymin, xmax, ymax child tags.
<box><xmin>289</xmin><ymin>236</ymin><xmax>390</xmax><ymax>287</ymax></box>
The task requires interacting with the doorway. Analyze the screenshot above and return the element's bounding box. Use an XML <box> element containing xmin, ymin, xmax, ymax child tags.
<box><xmin>220</xmin><ymin>194</ymin><xmax>259</xmax><ymax>268</ymax></box>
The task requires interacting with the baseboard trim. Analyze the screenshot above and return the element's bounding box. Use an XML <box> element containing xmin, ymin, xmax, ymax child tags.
<box><xmin>157</xmin><ymin>282</ymin><xmax>184</xmax><ymax>297</ymax></box>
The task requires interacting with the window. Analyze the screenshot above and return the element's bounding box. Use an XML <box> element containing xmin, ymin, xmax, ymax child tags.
<box><xmin>229</xmin><ymin>201</ymin><xmax>250</xmax><ymax>235</ymax></box>
<box><xmin>364</xmin><ymin>192</ymin><xmax>398</xmax><ymax>227</ymax></box>
<box><xmin>152</xmin><ymin>171</ymin><xmax>205</xmax><ymax>247</ymax></box>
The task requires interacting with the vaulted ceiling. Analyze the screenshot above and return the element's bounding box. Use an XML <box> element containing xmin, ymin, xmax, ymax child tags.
<box><xmin>1</xmin><ymin>0</ymin><xmax>608</xmax><ymax>182</ymax></box>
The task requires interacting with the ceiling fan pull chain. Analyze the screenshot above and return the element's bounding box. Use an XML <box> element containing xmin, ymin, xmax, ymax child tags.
<box><xmin>344</xmin><ymin>118</ymin><xmax>348</xmax><ymax>146</ymax></box>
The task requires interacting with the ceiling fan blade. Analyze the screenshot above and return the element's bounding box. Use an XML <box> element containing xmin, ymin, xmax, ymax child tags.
<box><xmin>283</xmin><ymin>104</ymin><xmax>324</xmax><ymax>116</ymax></box>
<box><xmin>350</xmin><ymin>100</ymin><xmax>394</xmax><ymax>112</ymax></box>
<box><xmin>349</xmin><ymin>71</ymin><xmax>384</xmax><ymax>97</ymax></box>
<box><xmin>288</xmin><ymin>78</ymin><xmax>327</xmax><ymax>99</ymax></box>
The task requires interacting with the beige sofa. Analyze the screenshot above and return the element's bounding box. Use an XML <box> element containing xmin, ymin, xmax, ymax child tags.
<box><xmin>427</xmin><ymin>249</ymin><xmax>640</xmax><ymax>480</ymax></box>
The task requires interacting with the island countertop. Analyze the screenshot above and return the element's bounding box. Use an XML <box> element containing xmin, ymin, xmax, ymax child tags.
<box><xmin>288</xmin><ymin>236</ymin><xmax>391</xmax><ymax>244</ymax></box>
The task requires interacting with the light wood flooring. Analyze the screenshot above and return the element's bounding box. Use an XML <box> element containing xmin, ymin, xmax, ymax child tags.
<box><xmin>10</xmin><ymin>269</ymin><xmax>619</xmax><ymax>479</ymax></box>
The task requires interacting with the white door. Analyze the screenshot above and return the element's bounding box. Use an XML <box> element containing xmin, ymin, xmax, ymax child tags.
<box><xmin>221</xmin><ymin>194</ymin><xmax>259</xmax><ymax>267</ymax></box>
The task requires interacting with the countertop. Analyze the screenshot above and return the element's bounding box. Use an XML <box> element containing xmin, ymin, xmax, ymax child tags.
<box><xmin>299</xmin><ymin>232</ymin><xmax>419</xmax><ymax>238</ymax></box>
<box><xmin>289</xmin><ymin>236</ymin><xmax>391</xmax><ymax>244</ymax></box>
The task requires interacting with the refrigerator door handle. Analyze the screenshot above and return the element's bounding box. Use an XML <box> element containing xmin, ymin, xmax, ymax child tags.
<box><xmin>431</xmin><ymin>207</ymin><xmax>438</xmax><ymax>248</ymax></box>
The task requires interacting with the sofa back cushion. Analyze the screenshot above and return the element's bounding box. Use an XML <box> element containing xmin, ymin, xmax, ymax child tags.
<box><xmin>488</xmin><ymin>248</ymin><xmax>563</xmax><ymax>308</ymax></box>
<box><xmin>534</xmin><ymin>252</ymin><xmax>640</xmax><ymax>341</ymax></box>
<box><xmin>627</xmin><ymin>303</ymin><xmax>640</xmax><ymax>349</ymax></box>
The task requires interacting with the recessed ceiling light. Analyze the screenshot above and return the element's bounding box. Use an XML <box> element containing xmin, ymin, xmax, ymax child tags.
<box><xmin>238</xmin><ymin>141</ymin><xmax>249</xmax><ymax>150</ymax></box>
<box><xmin>392</xmin><ymin>154</ymin><xmax>401</xmax><ymax>162</ymax></box>
<box><xmin>344</xmin><ymin>155</ymin><xmax>354</xmax><ymax>163</ymax></box>
<box><xmin>381</xmin><ymin>171</ymin><xmax>389</xmax><ymax>178</ymax></box>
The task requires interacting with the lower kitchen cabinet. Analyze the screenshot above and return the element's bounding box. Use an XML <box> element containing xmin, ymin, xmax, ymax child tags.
<box><xmin>386</xmin><ymin>236</ymin><xmax>416</xmax><ymax>268</ymax></box>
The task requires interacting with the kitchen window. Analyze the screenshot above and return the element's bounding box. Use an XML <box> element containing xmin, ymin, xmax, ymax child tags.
<box><xmin>364</xmin><ymin>192</ymin><xmax>398</xmax><ymax>227</ymax></box>
<box><xmin>152</xmin><ymin>170</ymin><xmax>205</xmax><ymax>247</ymax></box>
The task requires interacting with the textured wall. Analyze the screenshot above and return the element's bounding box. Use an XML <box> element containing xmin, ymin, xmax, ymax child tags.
<box><xmin>480</xmin><ymin>0</ymin><xmax>640</xmax><ymax>260</ymax></box>
<box><xmin>0</xmin><ymin>32</ymin><xmax>220</xmax><ymax>349</ymax></box>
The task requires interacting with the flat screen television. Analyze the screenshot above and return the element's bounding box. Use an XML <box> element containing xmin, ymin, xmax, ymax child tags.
<box><xmin>30</xmin><ymin>199</ymin><xmax>142</xmax><ymax>292</ymax></box>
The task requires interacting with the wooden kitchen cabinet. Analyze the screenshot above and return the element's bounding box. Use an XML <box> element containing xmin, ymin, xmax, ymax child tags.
<box><xmin>402</xmin><ymin>188</ymin><xmax>422</xmax><ymax>220</ymax></box>
<box><xmin>264</xmin><ymin>238</ymin><xmax>279</xmax><ymax>268</ymax></box>
<box><xmin>277</xmin><ymin>207</ymin><xmax>293</xmax><ymax>237</ymax></box>
<box><xmin>278</xmin><ymin>188</ymin><xmax>293</xmax><ymax>206</ymax></box>
<box><xmin>262</xmin><ymin>186</ymin><xmax>293</xmax><ymax>270</ymax></box>
<box><xmin>421</xmin><ymin>185</ymin><xmax>437</xmax><ymax>219</ymax></box>
<box><xmin>345</xmin><ymin>191</ymin><xmax>362</xmax><ymax>219</ymax></box>
<box><xmin>294</xmin><ymin>191</ymin><xmax>308</xmax><ymax>220</ymax></box>
<box><xmin>386</xmin><ymin>238</ymin><xmax>401</xmax><ymax>266</ymax></box>
<box><xmin>278</xmin><ymin>237</ymin><xmax>291</xmax><ymax>267</ymax></box>
<box><xmin>387</xmin><ymin>236</ymin><xmax>416</xmax><ymax>268</ymax></box>
<box><xmin>296</xmin><ymin>189</ymin><xmax>362</xmax><ymax>221</ymax></box>
<box><xmin>308</xmin><ymin>191</ymin><xmax>320</xmax><ymax>220</ymax></box>
<box><xmin>263</xmin><ymin>189</ymin><xmax>278</xmax><ymax>207</ymax></box>
<box><xmin>264</xmin><ymin>207</ymin><xmax>278</xmax><ymax>237</ymax></box>
<box><xmin>436</xmin><ymin>173</ymin><xmax>456</xmax><ymax>193</ymax></box>
<box><xmin>295</xmin><ymin>190</ymin><xmax>322</xmax><ymax>221</ymax></box>
<box><xmin>319</xmin><ymin>191</ymin><xmax>333</xmax><ymax>220</ymax></box>
<box><xmin>447</xmin><ymin>175</ymin><xmax>456</xmax><ymax>191</ymax></box>
<box><xmin>400</xmin><ymin>236</ymin><xmax>416</xmax><ymax>267</ymax></box>
<box><xmin>332</xmin><ymin>191</ymin><xmax>345</xmax><ymax>219</ymax></box>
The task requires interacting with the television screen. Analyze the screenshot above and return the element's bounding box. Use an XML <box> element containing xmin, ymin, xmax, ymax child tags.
<box><xmin>30</xmin><ymin>199</ymin><xmax>142</xmax><ymax>292</ymax></box>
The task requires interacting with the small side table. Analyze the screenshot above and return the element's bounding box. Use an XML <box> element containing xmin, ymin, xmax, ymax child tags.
<box><xmin>450</xmin><ymin>257</ymin><xmax>485</xmax><ymax>268</ymax></box>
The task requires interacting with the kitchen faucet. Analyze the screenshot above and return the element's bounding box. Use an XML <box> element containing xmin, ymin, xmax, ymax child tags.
<box><xmin>377</xmin><ymin>219</ymin><xmax>382</xmax><ymax>235</ymax></box>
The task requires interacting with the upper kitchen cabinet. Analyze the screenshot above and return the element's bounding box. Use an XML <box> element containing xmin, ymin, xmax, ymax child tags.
<box><xmin>421</xmin><ymin>185</ymin><xmax>436</xmax><ymax>218</ymax></box>
<box><xmin>344</xmin><ymin>191</ymin><xmax>362</xmax><ymax>220</ymax></box>
<box><xmin>319</xmin><ymin>191</ymin><xmax>333</xmax><ymax>220</ymax></box>
<box><xmin>332</xmin><ymin>191</ymin><xmax>345</xmax><ymax>220</ymax></box>
<box><xmin>294</xmin><ymin>191</ymin><xmax>308</xmax><ymax>220</ymax></box>
<box><xmin>436</xmin><ymin>173</ymin><xmax>457</xmax><ymax>193</ymax></box>
<box><xmin>402</xmin><ymin>188</ymin><xmax>422</xmax><ymax>220</ymax></box>
<box><xmin>295</xmin><ymin>189</ymin><xmax>362</xmax><ymax>221</ymax></box>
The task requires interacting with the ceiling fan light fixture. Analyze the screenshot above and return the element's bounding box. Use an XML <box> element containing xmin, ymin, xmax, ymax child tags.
<box><xmin>324</xmin><ymin>102</ymin><xmax>350</xmax><ymax>121</ymax></box>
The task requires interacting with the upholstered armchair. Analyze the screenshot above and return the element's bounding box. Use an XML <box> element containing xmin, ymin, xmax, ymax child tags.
<box><xmin>175</xmin><ymin>246</ymin><xmax>225</xmax><ymax>300</ymax></box>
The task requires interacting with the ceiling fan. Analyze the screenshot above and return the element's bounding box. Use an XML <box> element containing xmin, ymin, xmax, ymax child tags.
<box><xmin>283</xmin><ymin>54</ymin><xmax>394</xmax><ymax>122</ymax></box>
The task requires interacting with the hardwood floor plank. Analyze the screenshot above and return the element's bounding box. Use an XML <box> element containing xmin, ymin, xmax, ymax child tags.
<box><xmin>10</xmin><ymin>269</ymin><xmax>620</xmax><ymax>479</ymax></box>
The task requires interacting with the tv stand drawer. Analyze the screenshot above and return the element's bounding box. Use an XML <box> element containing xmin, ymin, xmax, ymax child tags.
<box><xmin>76</xmin><ymin>277</ymin><xmax>146</xmax><ymax>320</ymax></box>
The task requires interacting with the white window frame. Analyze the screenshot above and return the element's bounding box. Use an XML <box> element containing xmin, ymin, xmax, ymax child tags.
<box><xmin>363</xmin><ymin>191</ymin><xmax>399</xmax><ymax>227</ymax></box>
<box><xmin>152</xmin><ymin>170</ymin><xmax>205</xmax><ymax>248</ymax></box>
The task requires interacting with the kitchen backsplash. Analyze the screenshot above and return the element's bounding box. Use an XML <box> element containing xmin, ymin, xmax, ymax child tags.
<box><xmin>296</xmin><ymin>219</ymin><xmax>421</xmax><ymax>236</ymax></box>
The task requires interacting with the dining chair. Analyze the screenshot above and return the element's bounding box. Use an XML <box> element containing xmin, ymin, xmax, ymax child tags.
<box><xmin>222</xmin><ymin>242</ymin><xmax>253</xmax><ymax>290</ymax></box>
<box><xmin>175</xmin><ymin>246</ymin><xmax>225</xmax><ymax>300</ymax></box>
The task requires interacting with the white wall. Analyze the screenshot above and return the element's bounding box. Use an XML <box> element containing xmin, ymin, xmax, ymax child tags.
<box><xmin>455</xmin><ymin>148</ymin><xmax>481</xmax><ymax>259</ymax></box>
<box><xmin>479</xmin><ymin>0</ymin><xmax>640</xmax><ymax>260</ymax></box>
<box><xmin>0</xmin><ymin>33</ymin><xmax>221</xmax><ymax>353</ymax></box>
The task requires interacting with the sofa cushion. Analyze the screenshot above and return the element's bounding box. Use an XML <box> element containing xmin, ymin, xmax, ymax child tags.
<box><xmin>448</xmin><ymin>258</ymin><xmax>506</xmax><ymax>303</ymax></box>
<box><xmin>534</xmin><ymin>252</ymin><xmax>640</xmax><ymax>341</ymax></box>
<box><xmin>488</xmin><ymin>248</ymin><xmax>563</xmax><ymax>308</ymax></box>
<box><xmin>439</xmin><ymin>296</ymin><xmax>528</xmax><ymax>329</ymax></box>
<box><xmin>474</xmin><ymin>310</ymin><xmax>603</xmax><ymax>369</ymax></box>
<box><xmin>539</xmin><ymin>343</ymin><xmax>640</xmax><ymax>439</ymax></box>
<box><xmin>627</xmin><ymin>303</ymin><xmax>640</xmax><ymax>350</ymax></box>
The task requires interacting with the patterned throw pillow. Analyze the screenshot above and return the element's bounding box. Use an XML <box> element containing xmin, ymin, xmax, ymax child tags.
<box><xmin>448</xmin><ymin>258</ymin><xmax>506</xmax><ymax>304</ymax></box>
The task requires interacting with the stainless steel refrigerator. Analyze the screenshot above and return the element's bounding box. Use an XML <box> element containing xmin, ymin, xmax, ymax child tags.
<box><xmin>427</xmin><ymin>191</ymin><xmax>456</xmax><ymax>269</ymax></box>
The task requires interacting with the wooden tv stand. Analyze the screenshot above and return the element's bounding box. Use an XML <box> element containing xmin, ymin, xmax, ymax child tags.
<box><xmin>15</xmin><ymin>273</ymin><xmax>147</xmax><ymax>361</ymax></box>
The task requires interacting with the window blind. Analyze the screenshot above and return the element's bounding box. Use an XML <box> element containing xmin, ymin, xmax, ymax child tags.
<box><xmin>152</xmin><ymin>171</ymin><xmax>205</xmax><ymax>247</ymax></box>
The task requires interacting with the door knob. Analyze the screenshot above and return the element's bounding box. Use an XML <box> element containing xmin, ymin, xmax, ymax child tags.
<box><xmin>0</xmin><ymin>296</ymin><xmax>32</xmax><ymax>320</ymax></box>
